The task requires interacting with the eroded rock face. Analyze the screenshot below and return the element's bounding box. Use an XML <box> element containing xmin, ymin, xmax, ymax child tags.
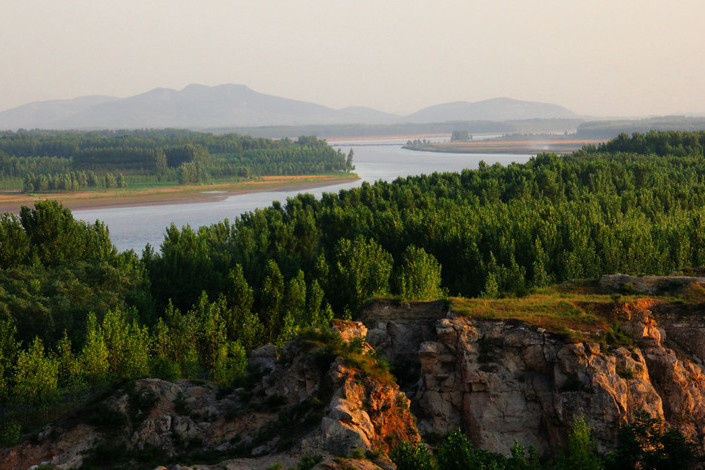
<box><xmin>0</xmin><ymin>323</ymin><xmax>416</xmax><ymax>470</ymax></box>
<box><xmin>401</xmin><ymin>300</ymin><xmax>705</xmax><ymax>456</ymax></box>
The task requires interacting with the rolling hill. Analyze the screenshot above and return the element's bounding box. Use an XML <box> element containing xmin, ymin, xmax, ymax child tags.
<box><xmin>0</xmin><ymin>85</ymin><xmax>578</xmax><ymax>130</ymax></box>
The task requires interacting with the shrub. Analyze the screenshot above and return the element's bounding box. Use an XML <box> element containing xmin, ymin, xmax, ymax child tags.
<box><xmin>437</xmin><ymin>429</ymin><xmax>508</xmax><ymax>470</ymax></box>
<box><xmin>555</xmin><ymin>417</ymin><xmax>601</xmax><ymax>470</ymax></box>
<box><xmin>149</xmin><ymin>356</ymin><xmax>180</xmax><ymax>381</ymax></box>
<box><xmin>390</xmin><ymin>441</ymin><xmax>435</xmax><ymax>470</ymax></box>
<box><xmin>437</xmin><ymin>429</ymin><xmax>476</xmax><ymax>470</ymax></box>
<box><xmin>616</xmin><ymin>365</ymin><xmax>635</xmax><ymax>380</ymax></box>
<box><xmin>13</xmin><ymin>337</ymin><xmax>59</xmax><ymax>405</ymax></box>
<box><xmin>605</xmin><ymin>412</ymin><xmax>701</xmax><ymax>470</ymax></box>
<box><xmin>0</xmin><ymin>419</ymin><xmax>21</xmax><ymax>446</ymax></box>
<box><xmin>295</xmin><ymin>454</ymin><xmax>323</xmax><ymax>469</ymax></box>
<box><xmin>393</xmin><ymin>245</ymin><xmax>444</xmax><ymax>301</ymax></box>
<box><xmin>508</xmin><ymin>440</ymin><xmax>542</xmax><ymax>470</ymax></box>
<box><xmin>214</xmin><ymin>340</ymin><xmax>247</xmax><ymax>387</ymax></box>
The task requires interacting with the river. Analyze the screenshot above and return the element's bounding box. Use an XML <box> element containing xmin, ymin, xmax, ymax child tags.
<box><xmin>74</xmin><ymin>138</ymin><xmax>533</xmax><ymax>252</ymax></box>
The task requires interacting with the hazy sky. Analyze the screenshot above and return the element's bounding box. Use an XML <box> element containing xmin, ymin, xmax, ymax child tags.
<box><xmin>2</xmin><ymin>0</ymin><xmax>704</xmax><ymax>117</ymax></box>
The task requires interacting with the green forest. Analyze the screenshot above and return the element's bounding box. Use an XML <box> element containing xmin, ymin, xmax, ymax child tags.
<box><xmin>3</xmin><ymin>131</ymin><xmax>705</xmax><ymax>460</ymax></box>
<box><xmin>0</xmin><ymin>130</ymin><xmax>353</xmax><ymax>192</ymax></box>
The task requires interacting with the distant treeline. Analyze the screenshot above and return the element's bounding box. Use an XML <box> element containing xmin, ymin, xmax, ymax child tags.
<box><xmin>586</xmin><ymin>130</ymin><xmax>705</xmax><ymax>157</ymax></box>
<box><xmin>22</xmin><ymin>171</ymin><xmax>127</xmax><ymax>192</ymax></box>
<box><xmin>0</xmin><ymin>130</ymin><xmax>352</xmax><ymax>191</ymax></box>
<box><xmin>577</xmin><ymin>116</ymin><xmax>705</xmax><ymax>139</ymax></box>
<box><xmin>205</xmin><ymin>119</ymin><xmax>585</xmax><ymax>139</ymax></box>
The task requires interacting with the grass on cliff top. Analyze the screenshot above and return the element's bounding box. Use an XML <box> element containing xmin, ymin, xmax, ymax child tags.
<box><xmin>299</xmin><ymin>328</ymin><xmax>395</xmax><ymax>386</ymax></box>
<box><xmin>449</xmin><ymin>283</ymin><xmax>644</xmax><ymax>342</ymax></box>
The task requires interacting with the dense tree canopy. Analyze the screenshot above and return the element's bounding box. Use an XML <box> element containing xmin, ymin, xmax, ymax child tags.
<box><xmin>0</xmin><ymin>129</ymin><xmax>351</xmax><ymax>192</ymax></box>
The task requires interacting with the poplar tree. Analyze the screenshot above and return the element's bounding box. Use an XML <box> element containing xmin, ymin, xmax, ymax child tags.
<box><xmin>13</xmin><ymin>337</ymin><xmax>58</xmax><ymax>405</ymax></box>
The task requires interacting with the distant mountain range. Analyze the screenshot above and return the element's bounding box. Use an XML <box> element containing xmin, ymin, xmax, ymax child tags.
<box><xmin>0</xmin><ymin>84</ymin><xmax>579</xmax><ymax>130</ymax></box>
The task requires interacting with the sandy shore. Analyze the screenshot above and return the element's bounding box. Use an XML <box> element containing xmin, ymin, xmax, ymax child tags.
<box><xmin>0</xmin><ymin>174</ymin><xmax>359</xmax><ymax>214</ymax></box>
<box><xmin>405</xmin><ymin>139</ymin><xmax>606</xmax><ymax>155</ymax></box>
<box><xmin>326</xmin><ymin>133</ymin><xmax>451</xmax><ymax>142</ymax></box>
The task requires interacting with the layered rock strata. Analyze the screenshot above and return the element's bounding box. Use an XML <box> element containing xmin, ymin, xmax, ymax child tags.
<box><xmin>364</xmin><ymin>298</ymin><xmax>705</xmax><ymax>456</ymax></box>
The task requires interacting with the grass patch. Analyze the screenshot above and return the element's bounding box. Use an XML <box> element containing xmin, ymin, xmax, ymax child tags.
<box><xmin>449</xmin><ymin>284</ymin><xmax>654</xmax><ymax>343</ymax></box>
<box><xmin>450</xmin><ymin>292</ymin><xmax>609</xmax><ymax>338</ymax></box>
<box><xmin>599</xmin><ymin>322</ymin><xmax>634</xmax><ymax>349</ymax></box>
<box><xmin>299</xmin><ymin>328</ymin><xmax>395</xmax><ymax>386</ymax></box>
<box><xmin>616</xmin><ymin>365</ymin><xmax>635</xmax><ymax>380</ymax></box>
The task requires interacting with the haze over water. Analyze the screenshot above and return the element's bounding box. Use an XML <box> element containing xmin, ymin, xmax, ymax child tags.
<box><xmin>74</xmin><ymin>139</ymin><xmax>532</xmax><ymax>252</ymax></box>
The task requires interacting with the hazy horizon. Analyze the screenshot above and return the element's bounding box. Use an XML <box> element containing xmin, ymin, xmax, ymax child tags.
<box><xmin>2</xmin><ymin>0</ymin><xmax>704</xmax><ymax>118</ymax></box>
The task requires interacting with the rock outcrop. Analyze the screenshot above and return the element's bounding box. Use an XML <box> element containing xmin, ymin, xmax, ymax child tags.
<box><xmin>1</xmin><ymin>327</ymin><xmax>416</xmax><ymax>470</ymax></box>
<box><xmin>363</xmin><ymin>297</ymin><xmax>705</xmax><ymax>457</ymax></box>
<box><xmin>598</xmin><ymin>273</ymin><xmax>705</xmax><ymax>295</ymax></box>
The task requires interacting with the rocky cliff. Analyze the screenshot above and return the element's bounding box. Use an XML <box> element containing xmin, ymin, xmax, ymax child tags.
<box><xmin>1</xmin><ymin>324</ymin><xmax>417</xmax><ymax>470</ymax></box>
<box><xmin>362</xmin><ymin>294</ymin><xmax>705</xmax><ymax>457</ymax></box>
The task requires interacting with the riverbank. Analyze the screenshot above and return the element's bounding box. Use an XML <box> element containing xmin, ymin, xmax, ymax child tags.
<box><xmin>403</xmin><ymin>138</ymin><xmax>605</xmax><ymax>155</ymax></box>
<box><xmin>0</xmin><ymin>173</ymin><xmax>359</xmax><ymax>214</ymax></box>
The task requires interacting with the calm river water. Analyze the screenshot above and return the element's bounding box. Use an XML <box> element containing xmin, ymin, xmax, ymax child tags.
<box><xmin>74</xmin><ymin>138</ymin><xmax>533</xmax><ymax>252</ymax></box>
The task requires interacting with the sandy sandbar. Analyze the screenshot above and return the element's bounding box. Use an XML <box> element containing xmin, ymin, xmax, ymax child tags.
<box><xmin>0</xmin><ymin>174</ymin><xmax>359</xmax><ymax>214</ymax></box>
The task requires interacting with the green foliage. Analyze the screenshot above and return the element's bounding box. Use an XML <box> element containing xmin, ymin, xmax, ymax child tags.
<box><xmin>434</xmin><ymin>429</ymin><xmax>512</xmax><ymax>470</ymax></box>
<box><xmin>142</xmin><ymin>132</ymin><xmax>705</xmax><ymax>338</ymax></box>
<box><xmin>0</xmin><ymin>129</ymin><xmax>349</xmax><ymax>191</ymax></box>
<box><xmin>80</xmin><ymin>312</ymin><xmax>109</xmax><ymax>387</ymax></box>
<box><xmin>148</xmin><ymin>356</ymin><xmax>180</xmax><ymax>381</ymax></box>
<box><xmin>0</xmin><ymin>319</ymin><xmax>19</xmax><ymax>399</ymax></box>
<box><xmin>0</xmin><ymin>214</ymin><xmax>30</xmax><ymax>268</ymax></box>
<box><xmin>260</xmin><ymin>260</ymin><xmax>284</xmax><ymax>342</ymax></box>
<box><xmin>56</xmin><ymin>331</ymin><xmax>82</xmax><ymax>389</ymax></box>
<box><xmin>605</xmin><ymin>412</ymin><xmax>700</xmax><ymax>470</ymax></box>
<box><xmin>13</xmin><ymin>337</ymin><xmax>59</xmax><ymax>405</ymax></box>
<box><xmin>590</xmin><ymin>130</ymin><xmax>705</xmax><ymax>157</ymax></box>
<box><xmin>555</xmin><ymin>417</ymin><xmax>601</xmax><ymax>470</ymax></box>
<box><xmin>391</xmin><ymin>441</ymin><xmax>436</xmax><ymax>470</ymax></box>
<box><xmin>394</xmin><ymin>245</ymin><xmax>444</xmax><ymax>300</ymax></box>
<box><xmin>0</xmin><ymin>201</ymin><xmax>148</xmax><ymax>347</ymax></box>
<box><xmin>191</xmin><ymin>292</ymin><xmax>228</xmax><ymax>369</ymax></box>
<box><xmin>437</xmin><ymin>429</ymin><xmax>479</xmax><ymax>470</ymax></box>
<box><xmin>0</xmin><ymin>419</ymin><xmax>21</xmax><ymax>447</ymax></box>
<box><xmin>224</xmin><ymin>264</ymin><xmax>255</xmax><ymax>339</ymax></box>
<box><xmin>508</xmin><ymin>440</ymin><xmax>542</xmax><ymax>470</ymax></box>
<box><xmin>19</xmin><ymin>200</ymin><xmax>116</xmax><ymax>265</ymax></box>
<box><xmin>481</xmin><ymin>272</ymin><xmax>500</xmax><ymax>299</ymax></box>
<box><xmin>101</xmin><ymin>308</ymin><xmax>150</xmax><ymax>379</ymax></box>
<box><xmin>151</xmin><ymin>302</ymin><xmax>199</xmax><ymax>378</ymax></box>
<box><xmin>214</xmin><ymin>340</ymin><xmax>247</xmax><ymax>387</ymax></box>
<box><xmin>300</xmin><ymin>328</ymin><xmax>394</xmax><ymax>385</ymax></box>
<box><xmin>601</xmin><ymin>323</ymin><xmax>634</xmax><ymax>348</ymax></box>
<box><xmin>295</xmin><ymin>454</ymin><xmax>324</xmax><ymax>469</ymax></box>
<box><xmin>332</xmin><ymin>236</ymin><xmax>393</xmax><ymax>313</ymax></box>
<box><xmin>21</xmin><ymin>170</ymin><xmax>125</xmax><ymax>193</ymax></box>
